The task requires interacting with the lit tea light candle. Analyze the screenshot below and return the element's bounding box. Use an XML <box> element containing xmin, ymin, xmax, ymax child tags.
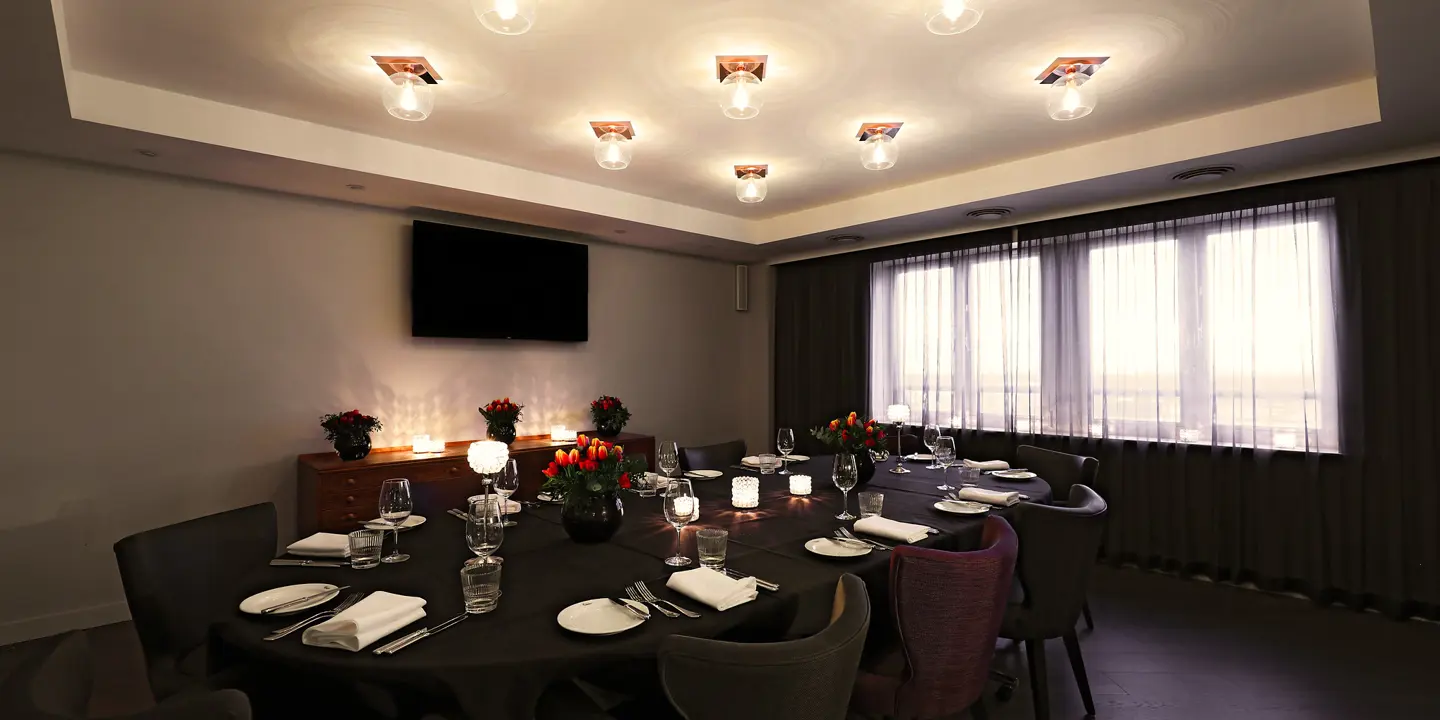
<box><xmin>731</xmin><ymin>477</ymin><xmax>760</xmax><ymax>509</ymax></box>
<box><xmin>412</xmin><ymin>434</ymin><xmax>430</xmax><ymax>453</ymax></box>
<box><xmin>673</xmin><ymin>496</ymin><xmax>697</xmax><ymax>519</ymax></box>
<box><xmin>789</xmin><ymin>474</ymin><xmax>812</xmax><ymax>496</ymax></box>
<box><xmin>550</xmin><ymin>425</ymin><xmax>577</xmax><ymax>443</ymax></box>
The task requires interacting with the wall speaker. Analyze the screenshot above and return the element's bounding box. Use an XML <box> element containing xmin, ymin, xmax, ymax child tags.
<box><xmin>735</xmin><ymin>264</ymin><xmax>749</xmax><ymax>312</ymax></box>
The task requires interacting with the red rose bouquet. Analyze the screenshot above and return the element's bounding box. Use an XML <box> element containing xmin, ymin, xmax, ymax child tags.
<box><xmin>320</xmin><ymin>409</ymin><xmax>383</xmax><ymax>442</ymax></box>
<box><xmin>479</xmin><ymin>397</ymin><xmax>523</xmax><ymax>444</ymax></box>
<box><xmin>589</xmin><ymin>395</ymin><xmax>631</xmax><ymax>436</ymax></box>
<box><xmin>541</xmin><ymin>434</ymin><xmax>645</xmax><ymax>497</ymax></box>
<box><xmin>811</xmin><ymin>411</ymin><xmax>886</xmax><ymax>456</ymax></box>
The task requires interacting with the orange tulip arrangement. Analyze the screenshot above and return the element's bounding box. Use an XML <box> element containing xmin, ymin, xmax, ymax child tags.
<box><xmin>812</xmin><ymin>411</ymin><xmax>887</xmax><ymax>455</ymax></box>
<box><xmin>541</xmin><ymin>434</ymin><xmax>645</xmax><ymax>498</ymax></box>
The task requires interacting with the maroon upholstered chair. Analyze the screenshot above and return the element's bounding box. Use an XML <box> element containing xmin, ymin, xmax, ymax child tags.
<box><xmin>851</xmin><ymin>516</ymin><xmax>1019</xmax><ymax>720</ymax></box>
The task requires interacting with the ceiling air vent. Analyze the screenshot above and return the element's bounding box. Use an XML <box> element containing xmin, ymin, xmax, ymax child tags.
<box><xmin>1171</xmin><ymin>165</ymin><xmax>1236</xmax><ymax>183</ymax></box>
<box><xmin>966</xmin><ymin>207</ymin><xmax>1013</xmax><ymax>220</ymax></box>
<box><xmin>827</xmin><ymin>234</ymin><xmax>865</xmax><ymax>244</ymax></box>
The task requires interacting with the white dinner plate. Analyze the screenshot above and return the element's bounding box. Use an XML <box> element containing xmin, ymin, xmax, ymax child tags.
<box><xmin>363</xmin><ymin>515</ymin><xmax>427</xmax><ymax>531</ymax></box>
<box><xmin>785</xmin><ymin>454</ymin><xmax>811</xmax><ymax>462</ymax></box>
<box><xmin>934</xmin><ymin>500</ymin><xmax>991</xmax><ymax>515</ymax></box>
<box><xmin>557</xmin><ymin>598</ymin><xmax>650</xmax><ymax>636</ymax></box>
<box><xmin>239</xmin><ymin>583</ymin><xmax>340</xmax><ymax>615</ymax></box>
<box><xmin>685</xmin><ymin>469</ymin><xmax>724</xmax><ymax>479</ymax></box>
<box><xmin>804</xmin><ymin>537</ymin><xmax>872</xmax><ymax>558</ymax></box>
<box><xmin>740</xmin><ymin>456</ymin><xmax>762</xmax><ymax>466</ymax></box>
<box><xmin>908</xmin><ymin>453</ymin><xmax>935</xmax><ymax>462</ymax></box>
<box><xmin>991</xmin><ymin>470</ymin><xmax>1038</xmax><ymax>480</ymax></box>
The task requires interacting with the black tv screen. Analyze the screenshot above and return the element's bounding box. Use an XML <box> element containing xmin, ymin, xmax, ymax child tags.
<box><xmin>410</xmin><ymin>221</ymin><xmax>588</xmax><ymax>341</ymax></box>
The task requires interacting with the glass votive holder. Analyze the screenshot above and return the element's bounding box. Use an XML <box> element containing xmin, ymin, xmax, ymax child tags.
<box><xmin>857</xmin><ymin>491</ymin><xmax>885</xmax><ymax>518</ymax></box>
<box><xmin>789</xmin><ymin>474</ymin><xmax>812</xmax><ymax>496</ymax></box>
<box><xmin>348</xmin><ymin>529</ymin><xmax>384</xmax><ymax>569</ymax></box>
<box><xmin>460</xmin><ymin>557</ymin><xmax>503</xmax><ymax>614</ymax></box>
<box><xmin>731</xmin><ymin>476</ymin><xmax>760</xmax><ymax>509</ymax></box>
<box><xmin>696</xmin><ymin>527</ymin><xmax>728</xmax><ymax>570</ymax></box>
<box><xmin>758</xmin><ymin>453</ymin><xmax>778</xmax><ymax>475</ymax></box>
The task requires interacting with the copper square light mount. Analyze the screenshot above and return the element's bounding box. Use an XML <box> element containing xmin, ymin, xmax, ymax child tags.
<box><xmin>734</xmin><ymin>164</ymin><xmax>769</xmax><ymax>179</ymax></box>
<box><xmin>857</xmin><ymin>122</ymin><xmax>904</xmax><ymax>141</ymax></box>
<box><xmin>372</xmin><ymin>56</ymin><xmax>442</xmax><ymax>84</ymax></box>
<box><xmin>1035</xmin><ymin>56</ymin><xmax>1109</xmax><ymax>84</ymax></box>
<box><xmin>590</xmin><ymin>121</ymin><xmax>636</xmax><ymax>140</ymax></box>
<box><xmin>716</xmin><ymin>55</ymin><xmax>768</xmax><ymax>82</ymax></box>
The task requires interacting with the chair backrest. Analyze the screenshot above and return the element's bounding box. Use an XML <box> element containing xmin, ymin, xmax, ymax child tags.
<box><xmin>887</xmin><ymin>517</ymin><xmax>1018</xmax><ymax>719</ymax></box>
<box><xmin>679</xmin><ymin>439</ymin><xmax>746</xmax><ymax>472</ymax></box>
<box><xmin>1015</xmin><ymin>445</ymin><xmax>1097</xmax><ymax>503</ymax></box>
<box><xmin>113</xmin><ymin>502</ymin><xmax>276</xmax><ymax>699</ymax></box>
<box><xmin>659</xmin><ymin>574</ymin><xmax>871</xmax><ymax>720</ymax></box>
<box><xmin>1010</xmin><ymin>485</ymin><xmax>1107</xmax><ymax>639</ymax></box>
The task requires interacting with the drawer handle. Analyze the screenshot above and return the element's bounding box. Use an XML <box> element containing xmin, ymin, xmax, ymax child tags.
<box><xmin>343</xmin><ymin>513</ymin><xmax>356</xmax><ymax>521</ymax></box>
<box><xmin>345</xmin><ymin>496</ymin><xmax>356</xmax><ymax>504</ymax></box>
<box><xmin>449</xmin><ymin>466</ymin><xmax>461</xmax><ymax>475</ymax></box>
<box><xmin>346</xmin><ymin>478</ymin><xmax>356</xmax><ymax>486</ymax></box>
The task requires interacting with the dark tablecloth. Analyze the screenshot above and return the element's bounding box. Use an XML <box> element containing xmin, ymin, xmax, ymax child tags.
<box><xmin>211</xmin><ymin>457</ymin><xmax>1050</xmax><ymax>719</ymax></box>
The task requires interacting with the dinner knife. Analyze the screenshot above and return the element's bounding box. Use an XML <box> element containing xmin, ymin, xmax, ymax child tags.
<box><xmin>382</xmin><ymin>613</ymin><xmax>469</xmax><ymax>655</ymax></box>
<box><xmin>608</xmin><ymin>598</ymin><xmax>650</xmax><ymax>622</ymax></box>
<box><xmin>260</xmin><ymin>586</ymin><xmax>351</xmax><ymax>615</ymax></box>
<box><xmin>269</xmin><ymin>559</ymin><xmax>346</xmax><ymax>568</ymax></box>
<box><xmin>722</xmin><ymin>568</ymin><xmax>779</xmax><ymax>592</ymax></box>
<box><xmin>372</xmin><ymin>627</ymin><xmax>427</xmax><ymax>655</ymax></box>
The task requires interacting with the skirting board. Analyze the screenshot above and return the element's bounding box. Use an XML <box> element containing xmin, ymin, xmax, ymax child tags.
<box><xmin>0</xmin><ymin>601</ymin><xmax>130</xmax><ymax>647</ymax></box>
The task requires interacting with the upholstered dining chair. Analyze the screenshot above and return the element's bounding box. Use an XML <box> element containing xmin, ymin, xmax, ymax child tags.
<box><xmin>0</xmin><ymin>630</ymin><xmax>251</xmax><ymax>719</ymax></box>
<box><xmin>658</xmin><ymin>573</ymin><xmax>871</xmax><ymax>720</ymax></box>
<box><xmin>999</xmin><ymin>485</ymin><xmax>1108</xmax><ymax>720</ymax></box>
<box><xmin>113</xmin><ymin>502</ymin><xmax>276</xmax><ymax>700</ymax></box>
<box><xmin>851</xmin><ymin>516</ymin><xmax>1019</xmax><ymax>720</ymax></box>
<box><xmin>678</xmin><ymin>439</ymin><xmax>747</xmax><ymax>472</ymax></box>
<box><xmin>1014</xmin><ymin>445</ymin><xmax>1100</xmax><ymax>630</ymax></box>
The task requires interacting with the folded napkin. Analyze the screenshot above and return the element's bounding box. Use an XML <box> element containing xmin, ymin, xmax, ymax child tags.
<box><xmin>666</xmin><ymin>568</ymin><xmax>757</xmax><ymax>611</ymax></box>
<box><xmin>963</xmin><ymin>459</ymin><xmax>1010</xmax><ymax>471</ymax></box>
<box><xmin>286</xmin><ymin>532</ymin><xmax>350</xmax><ymax>558</ymax></box>
<box><xmin>301</xmin><ymin>591</ymin><xmax>426</xmax><ymax>652</ymax></box>
<box><xmin>467</xmin><ymin>494</ymin><xmax>522</xmax><ymax>514</ymax></box>
<box><xmin>853</xmin><ymin>516</ymin><xmax>934</xmax><ymax>543</ymax></box>
<box><xmin>957</xmin><ymin>487</ymin><xmax>1021</xmax><ymax>507</ymax></box>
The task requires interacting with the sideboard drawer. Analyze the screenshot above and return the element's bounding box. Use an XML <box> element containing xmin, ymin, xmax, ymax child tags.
<box><xmin>318</xmin><ymin>507</ymin><xmax>367</xmax><ymax>532</ymax></box>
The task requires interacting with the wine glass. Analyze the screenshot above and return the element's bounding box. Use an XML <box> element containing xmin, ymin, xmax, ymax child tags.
<box><xmin>465</xmin><ymin>496</ymin><xmax>504</xmax><ymax>563</ymax></box>
<box><xmin>657</xmin><ymin>440</ymin><xmax>680</xmax><ymax>485</ymax></box>
<box><xmin>662</xmin><ymin>479</ymin><xmax>697</xmax><ymax>567</ymax></box>
<box><xmin>493</xmin><ymin>459</ymin><xmax>520</xmax><ymax>528</ymax></box>
<box><xmin>833</xmin><ymin>453</ymin><xmax>859</xmax><ymax>520</ymax></box>
<box><xmin>934</xmin><ymin>436</ymin><xmax>958</xmax><ymax>491</ymax></box>
<box><xmin>922</xmin><ymin>424</ymin><xmax>942</xmax><ymax>469</ymax></box>
<box><xmin>377</xmin><ymin>478</ymin><xmax>413</xmax><ymax>563</ymax></box>
<box><xmin>776</xmin><ymin>428</ymin><xmax>796</xmax><ymax>475</ymax></box>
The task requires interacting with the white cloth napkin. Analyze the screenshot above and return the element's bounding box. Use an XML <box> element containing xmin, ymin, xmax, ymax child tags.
<box><xmin>286</xmin><ymin>532</ymin><xmax>350</xmax><ymax>558</ymax></box>
<box><xmin>666</xmin><ymin>568</ymin><xmax>757</xmax><ymax>611</ymax></box>
<box><xmin>963</xmin><ymin>459</ymin><xmax>1010</xmax><ymax>471</ymax></box>
<box><xmin>301</xmin><ymin>591</ymin><xmax>426</xmax><ymax>652</ymax></box>
<box><xmin>957</xmin><ymin>487</ymin><xmax>1022</xmax><ymax>507</ymax></box>
<box><xmin>467</xmin><ymin>495</ymin><xmax>522</xmax><ymax>513</ymax></box>
<box><xmin>853</xmin><ymin>516</ymin><xmax>934</xmax><ymax>543</ymax></box>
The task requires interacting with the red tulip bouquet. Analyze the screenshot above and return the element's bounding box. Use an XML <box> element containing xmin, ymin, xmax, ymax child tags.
<box><xmin>589</xmin><ymin>395</ymin><xmax>631</xmax><ymax>436</ymax></box>
<box><xmin>320</xmin><ymin>409</ymin><xmax>383</xmax><ymax>461</ymax></box>
<box><xmin>541</xmin><ymin>434</ymin><xmax>645</xmax><ymax>497</ymax></box>
<box><xmin>811</xmin><ymin>411</ymin><xmax>887</xmax><ymax>456</ymax></box>
<box><xmin>479</xmin><ymin>397</ymin><xmax>523</xmax><ymax>444</ymax></box>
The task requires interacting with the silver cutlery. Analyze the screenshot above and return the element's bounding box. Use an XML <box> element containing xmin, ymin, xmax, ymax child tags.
<box><xmin>837</xmin><ymin>528</ymin><xmax>893</xmax><ymax>551</ymax></box>
<box><xmin>827</xmin><ymin>535</ymin><xmax>873</xmax><ymax>550</ymax></box>
<box><xmin>269</xmin><ymin>559</ymin><xmax>347</xmax><ymax>568</ymax></box>
<box><xmin>377</xmin><ymin>612</ymin><xmax>468</xmax><ymax>655</ymax></box>
<box><xmin>260</xmin><ymin>585</ymin><xmax>352</xmax><ymax>615</ymax></box>
<box><xmin>721</xmin><ymin>568</ymin><xmax>780</xmax><ymax>592</ymax></box>
<box><xmin>265</xmin><ymin>591</ymin><xmax>365</xmax><ymax>640</ymax></box>
<box><xmin>447</xmin><ymin>508</ymin><xmax>469</xmax><ymax>521</ymax></box>
<box><xmin>985</xmin><ymin>468</ymin><xmax>1028</xmax><ymax>474</ymax></box>
<box><xmin>372</xmin><ymin>627</ymin><xmax>427</xmax><ymax>655</ymax></box>
<box><xmin>627</xmin><ymin>585</ymin><xmax>680</xmax><ymax>618</ymax></box>
<box><xmin>636</xmin><ymin>581</ymin><xmax>700</xmax><ymax>618</ymax></box>
<box><xmin>608</xmin><ymin>597</ymin><xmax>651</xmax><ymax>622</ymax></box>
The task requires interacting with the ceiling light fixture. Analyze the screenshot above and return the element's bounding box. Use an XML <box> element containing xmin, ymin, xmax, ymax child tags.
<box><xmin>716</xmin><ymin>56</ymin><xmax>767</xmax><ymax>120</ymax></box>
<box><xmin>827</xmin><ymin>234</ymin><xmax>865</xmax><ymax>244</ymax></box>
<box><xmin>473</xmin><ymin>0</ymin><xmax>536</xmax><ymax>35</ymax></box>
<box><xmin>1037</xmin><ymin>57</ymin><xmax>1107</xmax><ymax>121</ymax></box>
<box><xmin>857</xmin><ymin>123</ymin><xmax>903</xmax><ymax>171</ymax></box>
<box><xmin>135</xmin><ymin>149</ymin><xmax>158</xmax><ymax>158</ymax></box>
<box><xmin>734</xmin><ymin>165</ymin><xmax>769</xmax><ymax>204</ymax></box>
<box><xmin>925</xmin><ymin>0</ymin><xmax>984</xmax><ymax>35</ymax></box>
<box><xmin>1171</xmin><ymin>165</ymin><xmax>1237</xmax><ymax>183</ymax></box>
<box><xmin>373</xmin><ymin>56</ymin><xmax>441</xmax><ymax>121</ymax></box>
<box><xmin>590</xmin><ymin>121</ymin><xmax>635</xmax><ymax>170</ymax></box>
<box><xmin>966</xmin><ymin>207</ymin><xmax>1013</xmax><ymax>220</ymax></box>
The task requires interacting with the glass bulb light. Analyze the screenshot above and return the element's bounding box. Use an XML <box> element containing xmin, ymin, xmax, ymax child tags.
<box><xmin>473</xmin><ymin>0</ymin><xmax>536</xmax><ymax>35</ymax></box>
<box><xmin>382</xmin><ymin>72</ymin><xmax>434</xmax><ymax>121</ymax></box>
<box><xmin>736</xmin><ymin>173</ymin><xmax>767</xmax><ymax>204</ymax></box>
<box><xmin>1047</xmin><ymin>71</ymin><xmax>1097</xmax><ymax>121</ymax></box>
<box><xmin>861</xmin><ymin>132</ymin><xmax>899</xmax><ymax>171</ymax></box>
<box><xmin>719</xmin><ymin>70</ymin><xmax>764</xmax><ymax>120</ymax></box>
<box><xmin>593</xmin><ymin>131</ymin><xmax>632</xmax><ymax>170</ymax></box>
<box><xmin>925</xmin><ymin>0</ymin><xmax>983</xmax><ymax>35</ymax></box>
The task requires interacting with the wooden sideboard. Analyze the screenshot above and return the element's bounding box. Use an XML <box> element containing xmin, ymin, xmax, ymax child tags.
<box><xmin>296</xmin><ymin>432</ymin><xmax>656</xmax><ymax>535</ymax></box>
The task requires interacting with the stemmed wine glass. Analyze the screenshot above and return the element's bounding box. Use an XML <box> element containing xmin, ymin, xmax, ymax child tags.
<box><xmin>657</xmin><ymin>440</ymin><xmax>680</xmax><ymax>487</ymax></box>
<box><xmin>922</xmin><ymin>424</ymin><xmax>942</xmax><ymax>469</ymax></box>
<box><xmin>465</xmin><ymin>495</ymin><xmax>503</xmax><ymax>564</ymax></box>
<box><xmin>934</xmin><ymin>436</ymin><xmax>958</xmax><ymax>491</ymax></box>
<box><xmin>833</xmin><ymin>454</ymin><xmax>859</xmax><ymax>520</ymax></box>
<box><xmin>662</xmin><ymin>479</ymin><xmax>697</xmax><ymax>567</ymax></box>
<box><xmin>776</xmin><ymin>428</ymin><xmax>795</xmax><ymax>475</ymax></box>
<box><xmin>377</xmin><ymin>478</ymin><xmax>413</xmax><ymax>564</ymax></box>
<box><xmin>493</xmin><ymin>459</ymin><xmax>519</xmax><ymax>528</ymax></box>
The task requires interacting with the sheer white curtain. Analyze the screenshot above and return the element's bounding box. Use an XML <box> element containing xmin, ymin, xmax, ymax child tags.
<box><xmin>870</xmin><ymin>199</ymin><xmax>1340</xmax><ymax>452</ymax></box>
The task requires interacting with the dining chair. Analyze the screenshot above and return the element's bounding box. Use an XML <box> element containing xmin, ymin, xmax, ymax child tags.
<box><xmin>0</xmin><ymin>630</ymin><xmax>251</xmax><ymax>719</ymax></box>
<box><xmin>850</xmin><ymin>516</ymin><xmax>1019</xmax><ymax>720</ymax></box>
<box><xmin>658</xmin><ymin>573</ymin><xmax>871</xmax><ymax>720</ymax></box>
<box><xmin>678</xmin><ymin>439</ymin><xmax>747</xmax><ymax>472</ymax></box>
<box><xmin>1014</xmin><ymin>445</ymin><xmax>1100</xmax><ymax>630</ymax></box>
<box><xmin>113</xmin><ymin>502</ymin><xmax>276</xmax><ymax>700</ymax></box>
<box><xmin>997</xmin><ymin>485</ymin><xmax>1107</xmax><ymax>720</ymax></box>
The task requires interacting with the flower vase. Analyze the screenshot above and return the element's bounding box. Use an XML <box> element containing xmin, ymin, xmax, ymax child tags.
<box><xmin>561</xmin><ymin>487</ymin><xmax>624</xmax><ymax>543</ymax></box>
<box><xmin>856</xmin><ymin>450</ymin><xmax>876</xmax><ymax>487</ymax></box>
<box><xmin>487</xmin><ymin>423</ymin><xmax>517</xmax><ymax>445</ymax></box>
<box><xmin>594</xmin><ymin>421</ymin><xmax>623</xmax><ymax>438</ymax></box>
<box><xmin>333</xmin><ymin>434</ymin><xmax>371</xmax><ymax>461</ymax></box>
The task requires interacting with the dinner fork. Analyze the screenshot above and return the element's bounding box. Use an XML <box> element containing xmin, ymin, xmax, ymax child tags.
<box><xmin>636</xmin><ymin>581</ymin><xmax>701</xmax><ymax>618</ymax></box>
<box><xmin>265</xmin><ymin>591</ymin><xmax>365</xmax><ymax>640</ymax></box>
<box><xmin>838</xmin><ymin>527</ymin><xmax>893</xmax><ymax>551</ymax></box>
<box><xmin>626</xmin><ymin>585</ymin><xmax>680</xmax><ymax>618</ymax></box>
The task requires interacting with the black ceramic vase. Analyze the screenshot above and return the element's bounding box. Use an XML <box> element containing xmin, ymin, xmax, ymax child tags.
<box><xmin>487</xmin><ymin>423</ymin><xmax>517</xmax><ymax>445</ymax></box>
<box><xmin>856</xmin><ymin>450</ymin><xmax>876</xmax><ymax>487</ymax></box>
<box><xmin>334</xmin><ymin>434</ymin><xmax>371</xmax><ymax>461</ymax></box>
<box><xmin>561</xmin><ymin>487</ymin><xmax>624</xmax><ymax>543</ymax></box>
<box><xmin>593</xmin><ymin>420</ymin><xmax>624</xmax><ymax>438</ymax></box>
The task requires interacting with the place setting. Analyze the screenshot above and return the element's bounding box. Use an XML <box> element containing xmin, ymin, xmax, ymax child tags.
<box><xmin>804</xmin><ymin>485</ymin><xmax>939</xmax><ymax>558</ymax></box>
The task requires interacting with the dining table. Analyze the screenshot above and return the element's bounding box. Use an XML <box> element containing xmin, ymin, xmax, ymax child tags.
<box><xmin>210</xmin><ymin>455</ymin><xmax>1051</xmax><ymax>719</ymax></box>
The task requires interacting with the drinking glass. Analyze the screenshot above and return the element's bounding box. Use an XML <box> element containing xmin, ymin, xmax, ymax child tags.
<box><xmin>466</xmin><ymin>495</ymin><xmax>504</xmax><ymax>562</ymax></box>
<box><xmin>758</xmin><ymin>453</ymin><xmax>778</xmax><ymax>475</ymax></box>
<box><xmin>460</xmin><ymin>557</ymin><xmax>503</xmax><ymax>614</ymax></box>
<box><xmin>378</xmin><ymin>478</ymin><xmax>413</xmax><ymax>563</ymax></box>
<box><xmin>922</xmin><ymin>424</ymin><xmax>942</xmax><ymax>469</ymax></box>
<box><xmin>347</xmin><ymin>529</ymin><xmax>383</xmax><ymax>569</ymax></box>
<box><xmin>494</xmin><ymin>459</ymin><xmax>520</xmax><ymax>527</ymax></box>
<box><xmin>658</xmin><ymin>440</ymin><xmax>681</xmax><ymax>483</ymax></box>
<box><xmin>857</xmin><ymin>491</ymin><xmax>884</xmax><ymax>518</ymax></box>
<box><xmin>776</xmin><ymin>428</ymin><xmax>795</xmax><ymax>474</ymax></box>
<box><xmin>662</xmin><ymin>479</ymin><xmax>697</xmax><ymax>567</ymax></box>
<box><xmin>833</xmin><ymin>454</ymin><xmax>859</xmax><ymax>520</ymax></box>
<box><xmin>696</xmin><ymin>527</ymin><xmax>728</xmax><ymax>570</ymax></box>
<box><xmin>934</xmin><ymin>436</ymin><xmax>958</xmax><ymax>491</ymax></box>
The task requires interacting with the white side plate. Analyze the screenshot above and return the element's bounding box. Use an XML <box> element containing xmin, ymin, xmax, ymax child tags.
<box><xmin>685</xmin><ymin>469</ymin><xmax>724</xmax><ymax>479</ymax></box>
<box><xmin>239</xmin><ymin>583</ymin><xmax>339</xmax><ymax>615</ymax></box>
<box><xmin>992</xmin><ymin>471</ymin><xmax>1038</xmax><ymax>480</ymax></box>
<box><xmin>364</xmin><ymin>515</ymin><xmax>428</xmax><ymax>531</ymax></box>
<box><xmin>805</xmin><ymin>538</ymin><xmax>872</xmax><ymax>558</ymax></box>
<box><xmin>557</xmin><ymin>598</ymin><xmax>650</xmax><ymax>636</ymax></box>
<box><xmin>934</xmin><ymin>500</ymin><xmax>991</xmax><ymax>515</ymax></box>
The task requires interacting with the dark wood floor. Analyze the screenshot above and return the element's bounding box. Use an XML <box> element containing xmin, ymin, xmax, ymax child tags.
<box><xmin>5</xmin><ymin>566</ymin><xmax>1439</xmax><ymax>719</ymax></box>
